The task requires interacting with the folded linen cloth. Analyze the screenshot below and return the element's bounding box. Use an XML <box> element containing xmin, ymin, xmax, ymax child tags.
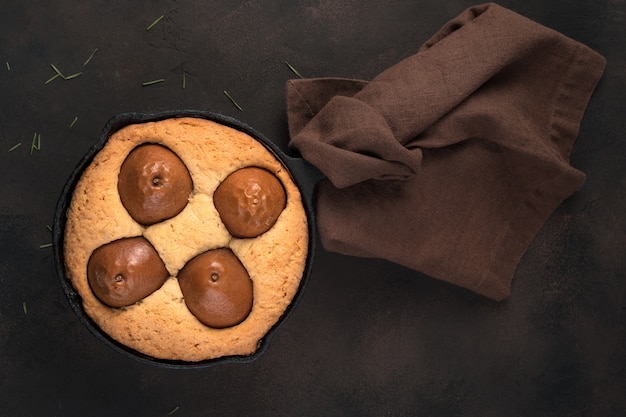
<box><xmin>287</xmin><ymin>3</ymin><xmax>606</xmax><ymax>300</ymax></box>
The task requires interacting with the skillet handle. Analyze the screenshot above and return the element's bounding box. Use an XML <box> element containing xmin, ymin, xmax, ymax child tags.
<box><xmin>282</xmin><ymin>155</ymin><xmax>325</xmax><ymax>211</ymax></box>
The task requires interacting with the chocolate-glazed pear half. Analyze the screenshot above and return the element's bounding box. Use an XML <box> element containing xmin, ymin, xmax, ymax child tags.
<box><xmin>118</xmin><ymin>143</ymin><xmax>193</xmax><ymax>225</ymax></box>
<box><xmin>213</xmin><ymin>167</ymin><xmax>287</xmax><ymax>238</ymax></box>
<box><xmin>178</xmin><ymin>248</ymin><xmax>253</xmax><ymax>328</ymax></box>
<box><xmin>87</xmin><ymin>237</ymin><xmax>169</xmax><ymax>308</ymax></box>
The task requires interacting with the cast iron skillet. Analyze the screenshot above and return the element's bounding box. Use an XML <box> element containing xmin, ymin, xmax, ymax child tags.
<box><xmin>52</xmin><ymin>109</ymin><xmax>323</xmax><ymax>369</ymax></box>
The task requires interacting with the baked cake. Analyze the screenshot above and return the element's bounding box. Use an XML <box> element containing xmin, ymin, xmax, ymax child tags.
<box><xmin>63</xmin><ymin>117</ymin><xmax>309</xmax><ymax>362</ymax></box>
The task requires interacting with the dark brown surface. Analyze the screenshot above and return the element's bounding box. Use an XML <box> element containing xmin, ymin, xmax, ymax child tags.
<box><xmin>1</xmin><ymin>1</ymin><xmax>624</xmax><ymax>416</ymax></box>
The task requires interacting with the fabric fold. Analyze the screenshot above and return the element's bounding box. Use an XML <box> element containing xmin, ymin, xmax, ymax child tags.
<box><xmin>287</xmin><ymin>2</ymin><xmax>606</xmax><ymax>300</ymax></box>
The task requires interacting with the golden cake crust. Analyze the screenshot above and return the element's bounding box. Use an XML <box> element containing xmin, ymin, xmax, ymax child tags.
<box><xmin>63</xmin><ymin>117</ymin><xmax>308</xmax><ymax>362</ymax></box>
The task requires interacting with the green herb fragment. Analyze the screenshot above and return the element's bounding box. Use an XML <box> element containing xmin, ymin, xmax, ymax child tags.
<box><xmin>146</xmin><ymin>14</ymin><xmax>165</xmax><ymax>31</ymax></box>
<box><xmin>285</xmin><ymin>61</ymin><xmax>304</xmax><ymax>79</ymax></box>
<box><xmin>50</xmin><ymin>63</ymin><xmax>65</xmax><ymax>78</ymax></box>
<box><xmin>64</xmin><ymin>72</ymin><xmax>82</xmax><ymax>80</ymax></box>
<box><xmin>142</xmin><ymin>78</ymin><xmax>165</xmax><ymax>86</ymax></box>
<box><xmin>39</xmin><ymin>243</ymin><xmax>52</xmax><ymax>249</ymax></box>
<box><xmin>7</xmin><ymin>142</ymin><xmax>22</xmax><ymax>152</ymax></box>
<box><xmin>23</xmin><ymin>302</ymin><xmax>27</xmax><ymax>315</ymax></box>
<box><xmin>83</xmin><ymin>48</ymin><xmax>99</xmax><ymax>67</ymax></box>
<box><xmin>223</xmin><ymin>90</ymin><xmax>243</xmax><ymax>111</ymax></box>
<box><xmin>168</xmin><ymin>406</ymin><xmax>180</xmax><ymax>415</ymax></box>
<box><xmin>30</xmin><ymin>132</ymin><xmax>41</xmax><ymax>155</ymax></box>
<box><xmin>46</xmin><ymin>224</ymin><xmax>52</xmax><ymax>232</ymax></box>
<box><xmin>6</xmin><ymin>61</ymin><xmax>10</xmax><ymax>71</ymax></box>
<box><xmin>182</xmin><ymin>72</ymin><xmax>186</xmax><ymax>89</ymax></box>
<box><xmin>69</xmin><ymin>116</ymin><xmax>78</xmax><ymax>129</ymax></box>
<box><xmin>47</xmin><ymin>64</ymin><xmax>81</xmax><ymax>82</ymax></box>
<box><xmin>45</xmin><ymin>73</ymin><xmax>61</xmax><ymax>84</ymax></box>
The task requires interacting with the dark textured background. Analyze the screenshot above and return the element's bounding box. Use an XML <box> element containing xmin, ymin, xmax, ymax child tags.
<box><xmin>1</xmin><ymin>1</ymin><xmax>624</xmax><ymax>416</ymax></box>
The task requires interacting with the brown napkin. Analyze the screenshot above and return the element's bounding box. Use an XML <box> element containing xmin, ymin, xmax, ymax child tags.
<box><xmin>287</xmin><ymin>3</ymin><xmax>606</xmax><ymax>300</ymax></box>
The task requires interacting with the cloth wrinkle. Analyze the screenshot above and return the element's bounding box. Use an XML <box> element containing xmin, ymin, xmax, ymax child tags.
<box><xmin>288</xmin><ymin>80</ymin><xmax>315</xmax><ymax>122</ymax></box>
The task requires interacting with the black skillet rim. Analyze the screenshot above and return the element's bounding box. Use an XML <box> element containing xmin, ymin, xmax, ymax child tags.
<box><xmin>52</xmin><ymin>109</ymin><xmax>320</xmax><ymax>369</ymax></box>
